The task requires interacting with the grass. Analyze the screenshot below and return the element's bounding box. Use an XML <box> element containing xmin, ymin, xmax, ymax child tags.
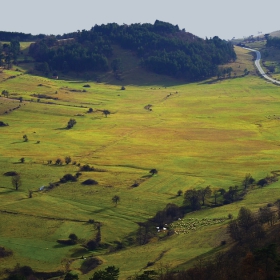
<box><xmin>1</xmin><ymin>44</ymin><xmax>280</xmax><ymax>278</ymax></box>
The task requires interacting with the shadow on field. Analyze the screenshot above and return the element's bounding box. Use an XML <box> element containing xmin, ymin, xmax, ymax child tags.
<box><xmin>92</xmin><ymin>207</ymin><xmax>111</xmax><ymax>214</ymax></box>
<box><xmin>168</xmin><ymin>195</ymin><xmax>180</xmax><ymax>200</ymax></box>
<box><xmin>53</xmin><ymin>243</ymin><xmax>71</xmax><ymax>249</ymax></box>
<box><xmin>54</xmin><ymin>127</ymin><xmax>67</xmax><ymax>130</ymax></box>
<box><xmin>70</xmin><ymin>247</ymin><xmax>88</xmax><ymax>258</ymax></box>
<box><xmin>175</xmin><ymin>245</ymin><xmax>225</xmax><ymax>270</ymax></box>
<box><xmin>0</xmin><ymin>187</ymin><xmax>14</xmax><ymax>194</ymax></box>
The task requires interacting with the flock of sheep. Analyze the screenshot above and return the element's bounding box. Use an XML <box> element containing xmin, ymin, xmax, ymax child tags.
<box><xmin>169</xmin><ymin>217</ymin><xmax>226</xmax><ymax>235</ymax></box>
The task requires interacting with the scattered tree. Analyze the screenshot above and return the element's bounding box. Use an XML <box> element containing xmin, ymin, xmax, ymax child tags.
<box><xmin>55</xmin><ymin>158</ymin><xmax>63</xmax><ymax>165</ymax></box>
<box><xmin>28</xmin><ymin>190</ymin><xmax>33</xmax><ymax>198</ymax></box>
<box><xmin>65</xmin><ymin>156</ymin><xmax>71</xmax><ymax>165</ymax></box>
<box><xmin>184</xmin><ymin>189</ymin><xmax>201</xmax><ymax>211</ymax></box>
<box><xmin>149</xmin><ymin>169</ymin><xmax>158</xmax><ymax>176</ymax></box>
<box><xmin>64</xmin><ymin>272</ymin><xmax>79</xmax><ymax>280</ymax></box>
<box><xmin>200</xmin><ymin>186</ymin><xmax>212</xmax><ymax>206</ymax></box>
<box><xmin>242</xmin><ymin>173</ymin><xmax>255</xmax><ymax>190</ymax></box>
<box><xmin>12</xmin><ymin>174</ymin><xmax>21</xmax><ymax>191</ymax></box>
<box><xmin>103</xmin><ymin>110</ymin><xmax>111</xmax><ymax>118</ymax></box>
<box><xmin>90</xmin><ymin>266</ymin><xmax>119</xmax><ymax>280</ymax></box>
<box><xmin>177</xmin><ymin>190</ymin><xmax>183</xmax><ymax>196</ymax></box>
<box><xmin>1</xmin><ymin>90</ymin><xmax>9</xmax><ymax>97</ymax></box>
<box><xmin>68</xmin><ymin>233</ymin><xmax>78</xmax><ymax>244</ymax></box>
<box><xmin>112</xmin><ymin>195</ymin><xmax>120</xmax><ymax>206</ymax></box>
<box><xmin>23</xmin><ymin>134</ymin><xmax>28</xmax><ymax>142</ymax></box>
<box><xmin>19</xmin><ymin>157</ymin><xmax>25</xmax><ymax>163</ymax></box>
<box><xmin>67</xmin><ymin>118</ymin><xmax>76</xmax><ymax>129</ymax></box>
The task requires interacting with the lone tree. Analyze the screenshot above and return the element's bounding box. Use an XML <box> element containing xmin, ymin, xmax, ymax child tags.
<box><xmin>20</xmin><ymin>157</ymin><xmax>25</xmax><ymax>163</ymax></box>
<box><xmin>67</xmin><ymin>118</ymin><xmax>76</xmax><ymax>129</ymax></box>
<box><xmin>200</xmin><ymin>186</ymin><xmax>212</xmax><ymax>206</ymax></box>
<box><xmin>12</xmin><ymin>174</ymin><xmax>22</xmax><ymax>191</ymax></box>
<box><xmin>68</xmin><ymin>233</ymin><xmax>78</xmax><ymax>244</ymax></box>
<box><xmin>242</xmin><ymin>173</ymin><xmax>255</xmax><ymax>190</ymax></box>
<box><xmin>65</xmin><ymin>156</ymin><xmax>71</xmax><ymax>165</ymax></box>
<box><xmin>149</xmin><ymin>169</ymin><xmax>158</xmax><ymax>176</ymax></box>
<box><xmin>177</xmin><ymin>190</ymin><xmax>183</xmax><ymax>196</ymax></box>
<box><xmin>23</xmin><ymin>134</ymin><xmax>28</xmax><ymax>142</ymax></box>
<box><xmin>55</xmin><ymin>158</ymin><xmax>63</xmax><ymax>165</ymax></box>
<box><xmin>184</xmin><ymin>189</ymin><xmax>201</xmax><ymax>211</ymax></box>
<box><xmin>103</xmin><ymin>110</ymin><xmax>111</xmax><ymax>118</ymax></box>
<box><xmin>112</xmin><ymin>195</ymin><xmax>120</xmax><ymax>206</ymax></box>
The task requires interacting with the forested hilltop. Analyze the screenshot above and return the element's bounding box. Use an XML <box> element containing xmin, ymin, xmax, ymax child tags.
<box><xmin>26</xmin><ymin>20</ymin><xmax>236</xmax><ymax>81</ymax></box>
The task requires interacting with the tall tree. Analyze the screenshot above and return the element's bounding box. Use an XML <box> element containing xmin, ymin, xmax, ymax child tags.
<box><xmin>12</xmin><ymin>174</ymin><xmax>22</xmax><ymax>191</ymax></box>
<box><xmin>184</xmin><ymin>189</ymin><xmax>201</xmax><ymax>210</ymax></box>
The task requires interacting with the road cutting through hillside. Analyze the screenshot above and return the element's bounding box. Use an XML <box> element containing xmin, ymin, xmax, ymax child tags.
<box><xmin>243</xmin><ymin>47</ymin><xmax>280</xmax><ymax>85</ymax></box>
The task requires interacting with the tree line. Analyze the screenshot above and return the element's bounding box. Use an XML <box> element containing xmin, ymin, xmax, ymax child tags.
<box><xmin>28</xmin><ymin>20</ymin><xmax>236</xmax><ymax>80</ymax></box>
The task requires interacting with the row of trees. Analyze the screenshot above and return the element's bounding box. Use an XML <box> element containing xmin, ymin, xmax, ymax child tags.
<box><xmin>29</xmin><ymin>20</ymin><xmax>236</xmax><ymax>80</ymax></box>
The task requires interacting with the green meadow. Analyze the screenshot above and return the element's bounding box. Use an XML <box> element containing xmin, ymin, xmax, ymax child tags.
<box><xmin>1</xmin><ymin>46</ymin><xmax>280</xmax><ymax>279</ymax></box>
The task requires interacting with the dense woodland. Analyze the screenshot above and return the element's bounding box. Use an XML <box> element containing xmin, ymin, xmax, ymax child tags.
<box><xmin>24</xmin><ymin>20</ymin><xmax>236</xmax><ymax>80</ymax></box>
<box><xmin>0</xmin><ymin>31</ymin><xmax>45</xmax><ymax>42</ymax></box>
<box><xmin>266</xmin><ymin>36</ymin><xmax>280</xmax><ymax>48</ymax></box>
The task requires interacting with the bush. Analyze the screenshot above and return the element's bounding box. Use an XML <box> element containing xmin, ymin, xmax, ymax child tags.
<box><xmin>121</xmin><ymin>86</ymin><xmax>126</xmax><ymax>90</ymax></box>
<box><xmin>87</xmin><ymin>239</ymin><xmax>98</xmax><ymax>250</ymax></box>
<box><xmin>80</xmin><ymin>164</ymin><xmax>95</xmax><ymax>171</ymax></box>
<box><xmin>60</xmin><ymin>174</ymin><xmax>77</xmax><ymax>183</ymax></box>
<box><xmin>67</xmin><ymin>118</ymin><xmax>76</xmax><ymax>129</ymax></box>
<box><xmin>0</xmin><ymin>121</ymin><xmax>8</xmax><ymax>127</ymax></box>
<box><xmin>83</xmin><ymin>84</ymin><xmax>91</xmax><ymax>88</ymax></box>
<box><xmin>0</xmin><ymin>246</ymin><xmax>13</xmax><ymax>258</ymax></box>
<box><xmin>82</xmin><ymin>179</ymin><xmax>98</xmax><ymax>185</ymax></box>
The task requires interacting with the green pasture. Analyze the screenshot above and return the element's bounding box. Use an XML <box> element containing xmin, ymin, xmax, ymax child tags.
<box><xmin>1</xmin><ymin>46</ymin><xmax>280</xmax><ymax>278</ymax></box>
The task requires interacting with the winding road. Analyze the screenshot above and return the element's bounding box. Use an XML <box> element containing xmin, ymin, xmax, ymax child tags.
<box><xmin>243</xmin><ymin>47</ymin><xmax>280</xmax><ymax>85</ymax></box>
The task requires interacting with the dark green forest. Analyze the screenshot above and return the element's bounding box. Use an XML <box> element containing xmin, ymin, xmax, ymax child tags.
<box><xmin>266</xmin><ymin>36</ymin><xmax>280</xmax><ymax>48</ymax></box>
<box><xmin>25</xmin><ymin>20</ymin><xmax>236</xmax><ymax>81</ymax></box>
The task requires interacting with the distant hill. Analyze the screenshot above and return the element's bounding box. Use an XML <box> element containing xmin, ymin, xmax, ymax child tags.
<box><xmin>26</xmin><ymin>20</ymin><xmax>236</xmax><ymax>81</ymax></box>
<box><xmin>268</xmin><ymin>30</ymin><xmax>280</xmax><ymax>38</ymax></box>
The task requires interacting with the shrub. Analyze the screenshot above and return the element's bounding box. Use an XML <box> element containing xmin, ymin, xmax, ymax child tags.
<box><xmin>121</xmin><ymin>86</ymin><xmax>126</xmax><ymax>90</ymax></box>
<box><xmin>60</xmin><ymin>174</ymin><xmax>77</xmax><ymax>183</ymax></box>
<box><xmin>87</xmin><ymin>239</ymin><xmax>98</xmax><ymax>250</ymax></box>
<box><xmin>0</xmin><ymin>121</ymin><xmax>8</xmax><ymax>127</ymax></box>
<box><xmin>80</xmin><ymin>164</ymin><xmax>95</xmax><ymax>171</ymax></box>
<box><xmin>67</xmin><ymin>118</ymin><xmax>76</xmax><ymax>129</ymax></box>
<box><xmin>0</xmin><ymin>246</ymin><xmax>13</xmax><ymax>258</ymax></box>
<box><xmin>82</xmin><ymin>179</ymin><xmax>98</xmax><ymax>185</ymax></box>
<box><xmin>83</xmin><ymin>84</ymin><xmax>91</xmax><ymax>88</ymax></box>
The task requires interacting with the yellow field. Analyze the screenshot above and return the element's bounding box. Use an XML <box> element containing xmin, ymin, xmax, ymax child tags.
<box><xmin>1</xmin><ymin>46</ymin><xmax>280</xmax><ymax>279</ymax></box>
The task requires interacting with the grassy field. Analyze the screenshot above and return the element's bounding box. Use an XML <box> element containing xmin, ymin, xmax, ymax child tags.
<box><xmin>1</xmin><ymin>45</ymin><xmax>280</xmax><ymax>279</ymax></box>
